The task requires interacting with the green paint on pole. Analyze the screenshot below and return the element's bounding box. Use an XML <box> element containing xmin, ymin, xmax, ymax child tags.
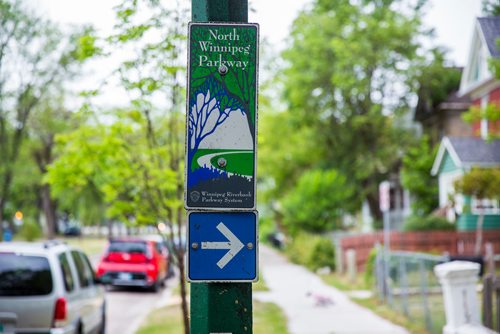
<box><xmin>190</xmin><ymin>0</ymin><xmax>254</xmax><ymax>333</ymax></box>
<box><xmin>191</xmin><ymin>283</ymin><xmax>253</xmax><ymax>333</ymax></box>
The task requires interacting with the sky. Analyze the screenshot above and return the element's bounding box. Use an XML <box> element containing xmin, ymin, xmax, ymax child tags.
<box><xmin>37</xmin><ymin>0</ymin><xmax>483</xmax><ymax>66</ymax></box>
<box><xmin>35</xmin><ymin>0</ymin><xmax>484</xmax><ymax>109</ymax></box>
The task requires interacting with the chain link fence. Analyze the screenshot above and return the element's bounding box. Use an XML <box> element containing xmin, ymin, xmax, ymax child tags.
<box><xmin>374</xmin><ymin>248</ymin><xmax>449</xmax><ymax>334</ymax></box>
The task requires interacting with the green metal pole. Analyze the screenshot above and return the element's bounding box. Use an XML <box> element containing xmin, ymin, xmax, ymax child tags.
<box><xmin>190</xmin><ymin>1</ymin><xmax>253</xmax><ymax>333</ymax></box>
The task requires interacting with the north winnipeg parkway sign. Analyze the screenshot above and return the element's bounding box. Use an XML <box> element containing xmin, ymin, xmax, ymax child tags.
<box><xmin>185</xmin><ymin>23</ymin><xmax>258</xmax><ymax>210</ymax></box>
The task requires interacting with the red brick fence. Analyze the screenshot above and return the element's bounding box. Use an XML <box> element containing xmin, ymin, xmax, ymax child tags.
<box><xmin>339</xmin><ymin>230</ymin><xmax>500</xmax><ymax>271</ymax></box>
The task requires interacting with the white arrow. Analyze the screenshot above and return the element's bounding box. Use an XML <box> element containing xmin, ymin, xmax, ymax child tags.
<box><xmin>201</xmin><ymin>222</ymin><xmax>244</xmax><ymax>269</ymax></box>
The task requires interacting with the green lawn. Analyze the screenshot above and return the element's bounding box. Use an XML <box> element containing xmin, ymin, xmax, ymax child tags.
<box><xmin>136</xmin><ymin>305</ymin><xmax>184</xmax><ymax>334</ymax></box>
<box><xmin>192</xmin><ymin>148</ymin><xmax>254</xmax><ymax>175</ymax></box>
<box><xmin>137</xmin><ymin>274</ymin><xmax>287</xmax><ymax>334</ymax></box>
<box><xmin>62</xmin><ymin>237</ymin><xmax>108</xmax><ymax>257</ymax></box>
<box><xmin>136</xmin><ymin>300</ymin><xmax>288</xmax><ymax>334</ymax></box>
<box><xmin>209</xmin><ymin>151</ymin><xmax>254</xmax><ymax>175</ymax></box>
<box><xmin>321</xmin><ymin>273</ymin><xmax>444</xmax><ymax>334</ymax></box>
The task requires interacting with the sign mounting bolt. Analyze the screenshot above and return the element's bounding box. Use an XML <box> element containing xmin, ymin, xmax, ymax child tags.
<box><xmin>217</xmin><ymin>158</ymin><xmax>227</xmax><ymax>168</ymax></box>
<box><xmin>192</xmin><ymin>242</ymin><xmax>199</xmax><ymax>250</ymax></box>
<box><xmin>218</xmin><ymin>64</ymin><xmax>228</xmax><ymax>76</ymax></box>
<box><xmin>247</xmin><ymin>243</ymin><xmax>253</xmax><ymax>250</ymax></box>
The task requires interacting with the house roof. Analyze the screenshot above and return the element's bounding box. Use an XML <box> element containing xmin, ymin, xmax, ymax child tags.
<box><xmin>478</xmin><ymin>17</ymin><xmax>500</xmax><ymax>58</ymax></box>
<box><xmin>431</xmin><ymin>136</ymin><xmax>500</xmax><ymax>175</ymax></box>
<box><xmin>458</xmin><ymin>17</ymin><xmax>500</xmax><ymax>97</ymax></box>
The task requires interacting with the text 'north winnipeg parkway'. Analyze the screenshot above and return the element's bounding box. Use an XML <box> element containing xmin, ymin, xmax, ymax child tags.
<box><xmin>197</xmin><ymin>29</ymin><xmax>251</xmax><ymax>70</ymax></box>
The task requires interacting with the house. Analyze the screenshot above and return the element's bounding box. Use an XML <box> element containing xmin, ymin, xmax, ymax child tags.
<box><xmin>431</xmin><ymin>136</ymin><xmax>500</xmax><ymax>230</ymax></box>
<box><xmin>428</xmin><ymin>16</ymin><xmax>500</xmax><ymax>232</ymax></box>
<box><xmin>459</xmin><ymin>16</ymin><xmax>500</xmax><ymax>138</ymax></box>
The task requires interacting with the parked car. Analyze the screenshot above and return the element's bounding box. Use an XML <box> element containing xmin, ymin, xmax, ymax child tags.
<box><xmin>63</xmin><ymin>226</ymin><xmax>81</xmax><ymax>237</ymax></box>
<box><xmin>96</xmin><ymin>237</ymin><xmax>168</xmax><ymax>292</ymax></box>
<box><xmin>0</xmin><ymin>240</ymin><xmax>106</xmax><ymax>334</ymax></box>
<box><xmin>141</xmin><ymin>235</ymin><xmax>175</xmax><ymax>278</ymax></box>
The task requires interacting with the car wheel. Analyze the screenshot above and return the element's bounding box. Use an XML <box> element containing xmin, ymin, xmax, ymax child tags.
<box><xmin>76</xmin><ymin>321</ymin><xmax>83</xmax><ymax>334</ymax></box>
<box><xmin>150</xmin><ymin>280</ymin><xmax>160</xmax><ymax>293</ymax></box>
<box><xmin>98</xmin><ymin>309</ymin><xmax>106</xmax><ymax>334</ymax></box>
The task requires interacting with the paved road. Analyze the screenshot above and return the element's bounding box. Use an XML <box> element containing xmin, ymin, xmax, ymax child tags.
<box><xmin>254</xmin><ymin>245</ymin><xmax>410</xmax><ymax>334</ymax></box>
<box><xmin>105</xmin><ymin>282</ymin><xmax>174</xmax><ymax>334</ymax></box>
<box><xmin>90</xmin><ymin>255</ymin><xmax>176</xmax><ymax>334</ymax></box>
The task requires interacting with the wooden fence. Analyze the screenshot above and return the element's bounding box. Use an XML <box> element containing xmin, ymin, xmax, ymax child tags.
<box><xmin>339</xmin><ymin>230</ymin><xmax>500</xmax><ymax>271</ymax></box>
<box><xmin>483</xmin><ymin>274</ymin><xmax>500</xmax><ymax>332</ymax></box>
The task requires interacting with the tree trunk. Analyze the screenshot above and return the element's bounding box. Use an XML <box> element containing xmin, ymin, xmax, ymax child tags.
<box><xmin>0</xmin><ymin>198</ymin><xmax>4</xmax><ymax>241</ymax></box>
<box><xmin>474</xmin><ymin>213</ymin><xmax>484</xmax><ymax>255</ymax></box>
<box><xmin>34</xmin><ymin>136</ymin><xmax>58</xmax><ymax>238</ymax></box>
<box><xmin>366</xmin><ymin>191</ymin><xmax>383</xmax><ymax>223</ymax></box>
<box><xmin>178</xmin><ymin>251</ymin><xmax>190</xmax><ymax>334</ymax></box>
<box><xmin>107</xmin><ymin>220</ymin><xmax>113</xmax><ymax>239</ymax></box>
<box><xmin>41</xmin><ymin>184</ymin><xmax>57</xmax><ymax>239</ymax></box>
<box><xmin>175</xmin><ymin>206</ymin><xmax>189</xmax><ymax>334</ymax></box>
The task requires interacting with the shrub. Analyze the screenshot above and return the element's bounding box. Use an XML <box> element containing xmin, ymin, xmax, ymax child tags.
<box><xmin>308</xmin><ymin>237</ymin><xmax>336</xmax><ymax>271</ymax></box>
<box><xmin>285</xmin><ymin>232</ymin><xmax>335</xmax><ymax>271</ymax></box>
<box><xmin>364</xmin><ymin>247</ymin><xmax>378</xmax><ymax>286</ymax></box>
<box><xmin>403</xmin><ymin>215</ymin><xmax>454</xmax><ymax>232</ymax></box>
<box><xmin>18</xmin><ymin>219</ymin><xmax>42</xmax><ymax>241</ymax></box>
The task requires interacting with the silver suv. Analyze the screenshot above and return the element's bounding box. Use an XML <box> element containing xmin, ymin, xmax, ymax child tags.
<box><xmin>0</xmin><ymin>241</ymin><xmax>105</xmax><ymax>334</ymax></box>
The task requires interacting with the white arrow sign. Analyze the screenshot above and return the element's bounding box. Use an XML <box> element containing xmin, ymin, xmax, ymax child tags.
<box><xmin>201</xmin><ymin>222</ymin><xmax>244</xmax><ymax>269</ymax></box>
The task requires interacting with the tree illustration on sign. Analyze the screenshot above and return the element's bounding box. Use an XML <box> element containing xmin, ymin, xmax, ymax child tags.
<box><xmin>189</xmin><ymin>25</ymin><xmax>257</xmax><ymax>144</ymax></box>
<box><xmin>188</xmin><ymin>76</ymin><xmax>244</xmax><ymax>163</ymax></box>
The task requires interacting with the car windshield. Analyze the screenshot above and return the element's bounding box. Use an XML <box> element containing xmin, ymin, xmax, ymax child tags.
<box><xmin>108</xmin><ymin>241</ymin><xmax>147</xmax><ymax>254</ymax></box>
<box><xmin>0</xmin><ymin>253</ymin><xmax>53</xmax><ymax>296</ymax></box>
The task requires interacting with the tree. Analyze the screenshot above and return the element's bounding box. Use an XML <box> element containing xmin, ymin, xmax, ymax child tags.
<box><xmin>281</xmin><ymin>169</ymin><xmax>354</xmax><ymax>234</ymax></box>
<box><xmin>401</xmin><ymin>136</ymin><xmax>438</xmax><ymax>216</ymax></box>
<box><xmin>27</xmin><ymin>96</ymin><xmax>78</xmax><ymax>238</ymax></box>
<box><xmin>463</xmin><ymin>103</ymin><xmax>500</xmax><ymax>139</ymax></box>
<box><xmin>188</xmin><ymin>76</ymin><xmax>244</xmax><ymax>154</ymax></box>
<box><xmin>107</xmin><ymin>1</ymin><xmax>189</xmax><ymax>330</ymax></box>
<box><xmin>46</xmin><ymin>112</ymin><xmax>179</xmax><ymax>229</ymax></box>
<box><xmin>0</xmin><ymin>0</ymin><xmax>90</xmax><ymax>239</ymax></box>
<box><xmin>52</xmin><ymin>0</ymin><xmax>191</xmax><ymax>331</ymax></box>
<box><xmin>483</xmin><ymin>0</ymin><xmax>500</xmax><ymax>16</ymax></box>
<box><xmin>279</xmin><ymin>0</ymin><xmax>427</xmax><ymax>221</ymax></box>
<box><xmin>455</xmin><ymin>167</ymin><xmax>500</xmax><ymax>254</ymax></box>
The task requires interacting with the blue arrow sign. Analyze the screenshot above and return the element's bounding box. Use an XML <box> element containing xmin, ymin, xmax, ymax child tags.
<box><xmin>188</xmin><ymin>211</ymin><xmax>258</xmax><ymax>282</ymax></box>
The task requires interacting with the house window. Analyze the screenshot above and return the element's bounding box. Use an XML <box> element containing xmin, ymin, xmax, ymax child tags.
<box><xmin>471</xmin><ymin>197</ymin><xmax>499</xmax><ymax>214</ymax></box>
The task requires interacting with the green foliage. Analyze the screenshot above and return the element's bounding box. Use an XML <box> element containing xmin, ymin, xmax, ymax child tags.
<box><xmin>401</xmin><ymin>136</ymin><xmax>439</xmax><ymax>216</ymax></box>
<box><xmin>0</xmin><ymin>0</ymin><xmax>89</xmax><ymax>238</ymax></box>
<box><xmin>309</xmin><ymin>237</ymin><xmax>336</xmax><ymax>271</ymax></box>
<box><xmin>454</xmin><ymin>167</ymin><xmax>500</xmax><ymax>200</ymax></box>
<box><xmin>257</xmin><ymin>110</ymin><xmax>322</xmax><ymax>204</ymax></box>
<box><xmin>258</xmin><ymin>215</ymin><xmax>274</xmax><ymax>243</ymax></box>
<box><xmin>70</xmin><ymin>28</ymin><xmax>103</xmax><ymax>62</ymax></box>
<box><xmin>364</xmin><ymin>247</ymin><xmax>378</xmax><ymax>287</ymax></box>
<box><xmin>403</xmin><ymin>215</ymin><xmax>454</xmax><ymax>231</ymax></box>
<box><xmin>286</xmin><ymin>232</ymin><xmax>335</xmax><ymax>271</ymax></box>
<box><xmin>416</xmin><ymin>51</ymin><xmax>462</xmax><ymax>111</ymax></box>
<box><xmin>46</xmin><ymin>112</ymin><xmax>180</xmax><ymax>226</ymax></box>
<box><xmin>462</xmin><ymin>104</ymin><xmax>500</xmax><ymax>139</ymax></box>
<box><xmin>275</xmin><ymin>0</ymin><xmax>428</xmax><ymax>221</ymax></box>
<box><xmin>18</xmin><ymin>219</ymin><xmax>42</xmax><ymax>242</ymax></box>
<box><xmin>482</xmin><ymin>0</ymin><xmax>500</xmax><ymax>16</ymax></box>
<box><xmin>281</xmin><ymin>169</ymin><xmax>354</xmax><ymax>233</ymax></box>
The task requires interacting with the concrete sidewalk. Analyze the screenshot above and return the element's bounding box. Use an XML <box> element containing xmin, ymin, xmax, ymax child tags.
<box><xmin>254</xmin><ymin>245</ymin><xmax>410</xmax><ymax>334</ymax></box>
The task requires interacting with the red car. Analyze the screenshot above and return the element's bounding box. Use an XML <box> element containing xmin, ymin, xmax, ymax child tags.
<box><xmin>96</xmin><ymin>237</ymin><xmax>169</xmax><ymax>292</ymax></box>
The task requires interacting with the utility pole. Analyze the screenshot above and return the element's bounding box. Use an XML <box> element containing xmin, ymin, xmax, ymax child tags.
<box><xmin>187</xmin><ymin>1</ymin><xmax>258</xmax><ymax>333</ymax></box>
